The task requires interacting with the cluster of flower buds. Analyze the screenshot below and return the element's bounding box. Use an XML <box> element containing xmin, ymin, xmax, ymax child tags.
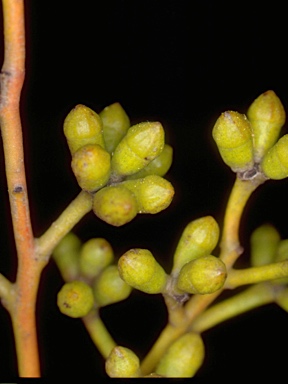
<box><xmin>53</xmin><ymin>233</ymin><xmax>133</xmax><ymax>318</ymax></box>
<box><xmin>117</xmin><ymin>215</ymin><xmax>226</xmax><ymax>298</ymax></box>
<box><xmin>63</xmin><ymin>103</ymin><xmax>174</xmax><ymax>226</ymax></box>
<box><xmin>212</xmin><ymin>90</ymin><xmax>288</xmax><ymax>180</ymax></box>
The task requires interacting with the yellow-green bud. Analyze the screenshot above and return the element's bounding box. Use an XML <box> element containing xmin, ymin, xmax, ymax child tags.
<box><xmin>275</xmin><ymin>239</ymin><xmax>288</xmax><ymax>262</ymax></box>
<box><xmin>250</xmin><ymin>224</ymin><xmax>280</xmax><ymax>267</ymax></box>
<box><xmin>247</xmin><ymin>90</ymin><xmax>286</xmax><ymax>162</ymax></box>
<box><xmin>122</xmin><ymin>175</ymin><xmax>174</xmax><ymax>214</ymax></box>
<box><xmin>118</xmin><ymin>249</ymin><xmax>168</xmax><ymax>294</ymax></box>
<box><xmin>92</xmin><ymin>185</ymin><xmax>138</xmax><ymax>226</ymax></box>
<box><xmin>274</xmin><ymin>240</ymin><xmax>288</xmax><ymax>284</ymax></box>
<box><xmin>111</xmin><ymin>121</ymin><xmax>165</xmax><ymax>176</ymax></box>
<box><xmin>64</xmin><ymin>104</ymin><xmax>105</xmax><ymax>154</ymax></box>
<box><xmin>126</xmin><ymin>144</ymin><xmax>173</xmax><ymax>180</ymax></box>
<box><xmin>71</xmin><ymin>144</ymin><xmax>111</xmax><ymax>192</ymax></box>
<box><xmin>99</xmin><ymin>102</ymin><xmax>130</xmax><ymax>154</ymax></box>
<box><xmin>261</xmin><ymin>134</ymin><xmax>288</xmax><ymax>179</ymax></box>
<box><xmin>212</xmin><ymin>111</ymin><xmax>254</xmax><ymax>172</ymax></box>
<box><xmin>276</xmin><ymin>287</ymin><xmax>288</xmax><ymax>312</ymax></box>
<box><xmin>177</xmin><ymin>255</ymin><xmax>227</xmax><ymax>295</ymax></box>
<box><xmin>57</xmin><ymin>280</ymin><xmax>94</xmax><ymax>318</ymax></box>
<box><xmin>156</xmin><ymin>332</ymin><xmax>205</xmax><ymax>377</ymax></box>
<box><xmin>172</xmin><ymin>216</ymin><xmax>220</xmax><ymax>275</ymax></box>
<box><xmin>93</xmin><ymin>265</ymin><xmax>132</xmax><ymax>307</ymax></box>
<box><xmin>52</xmin><ymin>232</ymin><xmax>81</xmax><ymax>281</ymax></box>
<box><xmin>105</xmin><ymin>346</ymin><xmax>140</xmax><ymax>378</ymax></box>
<box><xmin>79</xmin><ymin>238</ymin><xmax>114</xmax><ymax>279</ymax></box>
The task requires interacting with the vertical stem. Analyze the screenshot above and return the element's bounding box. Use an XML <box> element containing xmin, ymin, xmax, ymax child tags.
<box><xmin>220</xmin><ymin>176</ymin><xmax>263</xmax><ymax>267</ymax></box>
<box><xmin>0</xmin><ymin>0</ymin><xmax>44</xmax><ymax>377</ymax></box>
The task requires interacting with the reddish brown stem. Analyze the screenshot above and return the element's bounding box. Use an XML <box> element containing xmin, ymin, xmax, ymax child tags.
<box><xmin>0</xmin><ymin>0</ymin><xmax>46</xmax><ymax>377</ymax></box>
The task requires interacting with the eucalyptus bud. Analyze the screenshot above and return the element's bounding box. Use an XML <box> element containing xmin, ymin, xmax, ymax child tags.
<box><xmin>126</xmin><ymin>144</ymin><xmax>173</xmax><ymax>180</ymax></box>
<box><xmin>57</xmin><ymin>280</ymin><xmax>94</xmax><ymax>318</ymax></box>
<box><xmin>172</xmin><ymin>216</ymin><xmax>220</xmax><ymax>275</ymax></box>
<box><xmin>261</xmin><ymin>134</ymin><xmax>288</xmax><ymax>179</ymax></box>
<box><xmin>105</xmin><ymin>346</ymin><xmax>141</xmax><ymax>378</ymax></box>
<box><xmin>93</xmin><ymin>265</ymin><xmax>132</xmax><ymax>307</ymax></box>
<box><xmin>212</xmin><ymin>111</ymin><xmax>254</xmax><ymax>172</ymax></box>
<box><xmin>111</xmin><ymin>121</ymin><xmax>165</xmax><ymax>176</ymax></box>
<box><xmin>71</xmin><ymin>144</ymin><xmax>111</xmax><ymax>192</ymax></box>
<box><xmin>250</xmin><ymin>224</ymin><xmax>280</xmax><ymax>267</ymax></box>
<box><xmin>118</xmin><ymin>249</ymin><xmax>168</xmax><ymax>294</ymax></box>
<box><xmin>64</xmin><ymin>104</ymin><xmax>105</xmax><ymax>154</ymax></box>
<box><xmin>156</xmin><ymin>332</ymin><xmax>205</xmax><ymax>377</ymax></box>
<box><xmin>79</xmin><ymin>238</ymin><xmax>114</xmax><ymax>279</ymax></box>
<box><xmin>177</xmin><ymin>255</ymin><xmax>227</xmax><ymax>295</ymax></box>
<box><xmin>122</xmin><ymin>175</ymin><xmax>174</xmax><ymax>214</ymax></box>
<box><xmin>99</xmin><ymin>102</ymin><xmax>130</xmax><ymax>154</ymax></box>
<box><xmin>92</xmin><ymin>185</ymin><xmax>138</xmax><ymax>226</ymax></box>
<box><xmin>52</xmin><ymin>232</ymin><xmax>81</xmax><ymax>281</ymax></box>
<box><xmin>247</xmin><ymin>90</ymin><xmax>285</xmax><ymax>162</ymax></box>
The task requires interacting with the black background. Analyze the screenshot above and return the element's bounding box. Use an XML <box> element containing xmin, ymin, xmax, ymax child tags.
<box><xmin>1</xmin><ymin>0</ymin><xmax>288</xmax><ymax>379</ymax></box>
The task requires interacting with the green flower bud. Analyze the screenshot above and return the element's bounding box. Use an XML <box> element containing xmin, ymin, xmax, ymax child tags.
<box><xmin>92</xmin><ymin>185</ymin><xmax>138</xmax><ymax>226</ymax></box>
<box><xmin>93</xmin><ymin>265</ymin><xmax>132</xmax><ymax>307</ymax></box>
<box><xmin>247</xmin><ymin>90</ymin><xmax>286</xmax><ymax>162</ymax></box>
<box><xmin>275</xmin><ymin>239</ymin><xmax>288</xmax><ymax>262</ymax></box>
<box><xmin>250</xmin><ymin>224</ymin><xmax>280</xmax><ymax>267</ymax></box>
<box><xmin>276</xmin><ymin>287</ymin><xmax>288</xmax><ymax>312</ymax></box>
<box><xmin>172</xmin><ymin>216</ymin><xmax>220</xmax><ymax>275</ymax></box>
<box><xmin>111</xmin><ymin>122</ymin><xmax>165</xmax><ymax>176</ymax></box>
<box><xmin>71</xmin><ymin>144</ymin><xmax>111</xmax><ymax>192</ymax></box>
<box><xmin>105</xmin><ymin>346</ymin><xmax>140</xmax><ymax>378</ymax></box>
<box><xmin>64</xmin><ymin>104</ymin><xmax>105</xmax><ymax>154</ymax></box>
<box><xmin>126</xmin><ymin>144</ymin><xmax>173</xmax><ymax>180</ymax></box>
<box><xmin>52</xmin><ymin>232</ymin><xmax>81</xmax><ymax>281</ymax></box>
<box><xmin>274</xmin><ymin>240</ymin><xmax>288</xmax><ymax>284</ymax></box>
<box><xmin>212</xmin><ymin>111</ymin><xmax>254</xmax><ymax>172</ymax></box>
<box><xmin>261</xmin><ymin>134</ymin><xmax>288</xmax><ymax>179</ymax></box>
<box><xmin>122</xmin><ymin>175</ymin><xmax>174</xmax><ymax>214</ymax></box>
<box><xmin>177</xmin><ymin>255</ymin><xmax>227</xmax><ymax>295</ymax></box>
<box><xmin>79</xmin><ymin>238</ymin><xmax>114</xmax><ymax>279</ymax></box>
<box><xmin>156</xmin><ymin>332</ymin><xmax>205</xmax><ymax>377</ymax></box>
<box><xmin>99</xmin><ymin>102</ymin><xmax>130</xmax><ymax>154</ymax></box>
<box><xmin>57</xmin><ymin>280</ymin><xmax>94</xmax><ymax>318</ymax></box>
<box><xmin>118</xmin><ymin>249</ymin><xmax>168</xmax><ymax>294</ymax></box>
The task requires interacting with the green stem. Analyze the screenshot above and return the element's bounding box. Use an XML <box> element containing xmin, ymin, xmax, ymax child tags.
<box><xmin>36</xmin><ymin>190</ymin><xmax>92</xmax><ymax>260</ymax></box>
<box><xmin>190</xmin><ymin>283</ymin><xmax>278</xmax><ymax>333</ymax></box>
<box><xmin>82</xmin><ymin>309</ymin><xmax>117</xmax><ymax>359</ymax></box>
<box><xmin>226</xmin><ymin>261</ymin><xmax>288</xmax><ymax>289</ymax></box>
<box><xmin>220</xmin><ymin>174</ymin><xmax>264</xmax><ymax>267</ymax></box>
